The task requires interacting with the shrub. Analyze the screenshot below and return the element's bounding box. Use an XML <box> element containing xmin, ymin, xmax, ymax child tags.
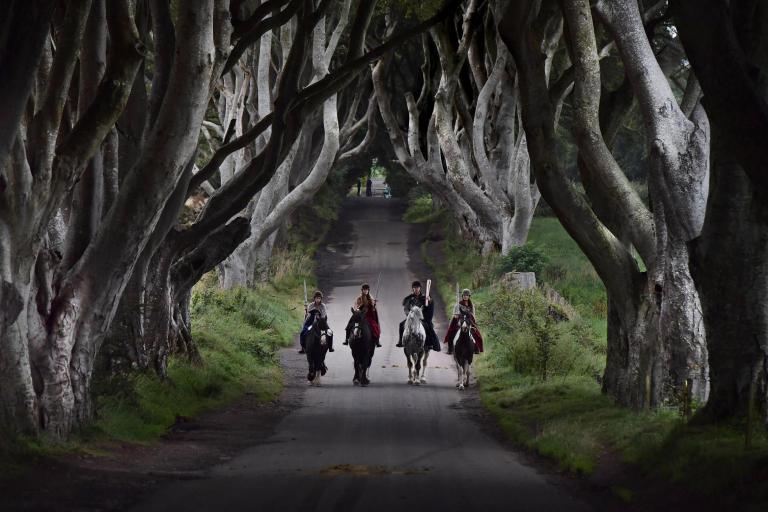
<box><xmin>497</xmin><ymin>244</ymin><xmax>549</xmax><ymax>276</ymax></box>
<box><xmin>481</xmin><ymin>287</ymin><xmax>604</xmax><ymax>381</ymax></box>
<box><xmin>403</xmin><ymin>195</ymin><xmax>441</xmax><ymax>223</ymax></box>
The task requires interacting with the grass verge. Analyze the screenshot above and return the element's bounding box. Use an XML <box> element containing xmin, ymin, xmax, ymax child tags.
<box><xmin>93</xmin><ymin>250</ymin><xmax>313</xmax><ymax>443</ymax></box>
<box><xmin>1</xmin><ymin>249</ymin><xmax>313</xmax><ymax>475</ymax></box>
<box><xmin>406</xmin><ymin>194</ymin><xmax>768</xmax><ymax>508</ymax></box>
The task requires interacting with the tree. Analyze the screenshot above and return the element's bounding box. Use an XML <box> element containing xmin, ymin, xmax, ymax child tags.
<box><xmin>672</xmin><ymin>0</ymin><xmax>768</xmax><ymax>423</ymax></box>
<box><xmin>0</xmin><ymin>0</ymin><xmax>219</xmax><ymax>438</ymax></box>
<box><xmin>502</xmin><ymin>0</ymin><xmax>709</xmax><ymax>408</ymax></box>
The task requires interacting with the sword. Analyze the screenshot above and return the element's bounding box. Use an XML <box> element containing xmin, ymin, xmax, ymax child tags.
<box><xmin>425</xmin><ymin>278</ymin><xmax>432</xmax><ymax>306</ymax></box>
<box><xmin>374</xmin><ymin>271</ymin><xmax>382</xmax><ymax>302</ymax></box>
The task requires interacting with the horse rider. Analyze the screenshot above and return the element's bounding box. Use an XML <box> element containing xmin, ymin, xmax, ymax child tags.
<box><xmin>344</xmin><ymin>283</ymin><xmax>382</xmax><ymax>347</ymax></box>
<box><xmin>397</xmin><ymin>280</ymin><xmax>441</xmax><ymax>352</ymax></box>
<box><xmin>299</xmin><ymin>290</ymin><xmax>334</xmax><ymax>354</ymax></box>
<box><xmin>443</xmin><ymin>288</ymin><xmax>483</xmax><ymax>355</ymax></box>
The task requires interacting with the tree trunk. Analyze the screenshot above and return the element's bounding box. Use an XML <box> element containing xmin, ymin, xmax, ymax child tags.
<box><xmin>692</xmin><ymin>142</ymin><xmax>768</xmax><ymax>423</ymax></box>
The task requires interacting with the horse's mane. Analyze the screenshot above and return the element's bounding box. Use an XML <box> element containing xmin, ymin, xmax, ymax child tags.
<box><xmin>404</xmin><ymin>306</ymin><xmax>425</xmax><ymax>339</ymax></box>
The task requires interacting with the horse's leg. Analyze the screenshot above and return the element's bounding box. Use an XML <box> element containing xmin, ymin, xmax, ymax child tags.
<box><xmin>406</xmin><ymin>353</ymin><xmax>414</xmax><ymax>384</ymax></box>
<box><xmin>413</xmin><ymin>352</ymin><xmax>422</xmax><ymax>386</ymax></box>
<box><xmin>456</xmin><ymin>357</ymin><xmax>464</xmax><ymax>389</ymax></box>
<box><xmin>420</xmin><ymin>350</ymin><xmax>429</xmax><ymax>384</ymax></box>
<box><xmin>463</xmin><ymin>361</ymin><xmax>470</xmax><ymax>387</ymax></box>
<box><xmin>353</xmin><ymin>354</ymin><xmax>360</xmax><ymax>385</ymax></box>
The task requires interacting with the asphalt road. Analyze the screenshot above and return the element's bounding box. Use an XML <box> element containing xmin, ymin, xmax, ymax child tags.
<box><xmin>131</xmin><ymin>196</ymin><xmax>591</xmax><ymax>512</ymax></box>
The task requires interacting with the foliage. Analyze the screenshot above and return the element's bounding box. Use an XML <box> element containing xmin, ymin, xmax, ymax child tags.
<box><xmin>497</xmin><ymin>244</ymin><xmax>549</xmax><ymax>276</ymax></box>
<box><xmin>528</xmin><ymin>217</ymin><xmax>607</xmax><ymax>336</ymax></box>
<box><xmin>403</xmin><ymin>194</ymin><xmax>442</xmax><ymax>223</ymax></box>
<box><xmin>476</xmin><ymin>364</ymin><xmax>768</xmax><ymax>506</ymax></box>
<box><xmin>377</xmin><ymin>0</ymin><xmax>444</xmax><ymax>20</ymax></box>
<box><xmin>383</xmin><ymin>162</ymin><xmax>417</xmax><ymax>198</ymax></box>
<box><xmin>482</xmin><ymin>287</ymin><xmax>605</xmax><ymax>381</ymax></box>
<box><xmin>92</xmin><ymin>260</ymin><xmax>309</xmax><ymax>443</ymax></box>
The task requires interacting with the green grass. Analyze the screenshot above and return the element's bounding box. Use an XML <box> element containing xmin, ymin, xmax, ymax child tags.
<box><xmin>407</xmin><ymin>194</ymin><xmax>768</xmax><ymax>507</ymax></box>
<box><xmin>93</xmin><ymin>260</ymin><xmax>310</xmax><ymax>443</ymax></box>
<box><xmin>527</xmin><ymin>217</ymin><xmax>607</xmax><ymax>337</ymax></box>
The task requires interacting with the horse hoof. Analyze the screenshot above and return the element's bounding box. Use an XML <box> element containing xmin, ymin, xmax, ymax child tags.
<box><xmin>455</xmin><ymin>382</ymin><xmax>460</xmax><ymax>387</ymax></box>
<box><xmin>407</xmin><ymin>380</ymin><xmax>413</xmax><ymax>385</ymax></box>
<box><xmin>353</xmin><ymin>379</ymin><xmax>360</xmax><ymax>386</ymax></box>
<box><xmin>458</xmin><ymin>385</ymin><xmax>465</xmax><ymax>390</ymax></box>
<box><xmin>420</xmin><ymin>378</ymin><xmax>427</xmax><ymax>384</ymax></box>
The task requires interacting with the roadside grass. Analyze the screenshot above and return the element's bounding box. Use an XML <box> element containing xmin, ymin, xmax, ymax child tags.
<box><xmin>527</xmin><ymin>217</ymin><xmax>607</xmax><ymax>338</ymax></box>
<box><xmin>0</xmin><ymin>249</ymin><xmax>313</xmax><ymax>477</ymax></box>
<box><xmin>407</xmin><ymin>194</ymin><xmax>768</xmax><ymax>507</ymax></box>
<box><xmin>94</xmin><ymin>255</ymin><xmax>311</xmax><ymax>443</ymax></box>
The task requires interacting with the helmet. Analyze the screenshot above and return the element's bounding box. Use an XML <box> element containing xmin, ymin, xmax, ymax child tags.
<box><xmin>313</xmin><ymin>290</ymin><xmax>323</xmax><ymax>299</ymax></box>
<box><xmin>411</xmin><ymin>280</ymin><xmax>422</xmax><ymax>288</ymax></box>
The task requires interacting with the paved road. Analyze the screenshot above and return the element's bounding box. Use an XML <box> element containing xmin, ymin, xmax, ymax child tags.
<box><xmin>132</xmin><ymin>197</ymin><xmax>590</xmax><ymax>512</ymax></box>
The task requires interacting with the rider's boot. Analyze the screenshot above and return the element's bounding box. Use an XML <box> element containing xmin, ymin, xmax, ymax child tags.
<box><xmin>343</xmin><ymin>327</ymin><xmax>350</xmax><ymax>345</ymax></box>
<box><xmin>473</xmin><ymin>346</ymin><xmax>480</xmax><ymax>354</ymax></box>
<box><xmin>447</xmin><ymin>339</ymin><xmax>453</xmax><ymax>355</ymax></box>
<box><xmin>396</xmin><ymin>324</ymin><xmax>404</xmax><ymax>347</ymax></box>
<box><xmin>375</xmin><ymin>337</ymin><xmax>382</xmax><ymax>347</ymax></box>
<box><xmin>298</xmin><ymin>347</ymin><xmax>305</xmax><ymax>354</ymax></box>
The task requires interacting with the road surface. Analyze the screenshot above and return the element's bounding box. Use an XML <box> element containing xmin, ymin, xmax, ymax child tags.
<box><xmin>131</xmin><ymin>197</ymin><xmax>590</xmax><ymax>512</ymax></box>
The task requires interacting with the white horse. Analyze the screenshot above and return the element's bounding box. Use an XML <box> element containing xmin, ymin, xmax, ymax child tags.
<box><xmin>402</xmin><ymin>306</ymin><xmax>430</xmax><ymax>385</ymax></box>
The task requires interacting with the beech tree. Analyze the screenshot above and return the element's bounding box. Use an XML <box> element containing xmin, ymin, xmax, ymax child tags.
<box><xmin>0</xmin><ymin>0</ymin><xmax>221</xmax><ymax>437</ymax></box>
<box><xmin>672</xmin><ymin>0</ymin><xmax>768</xmax><ymax>423</ymax></box>
<box><xmin>502</xmin><ymin>0</ymin><xmax>710</xmax><ymax>408</ymax></box>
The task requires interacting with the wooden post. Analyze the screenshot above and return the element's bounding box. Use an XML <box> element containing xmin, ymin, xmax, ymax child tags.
<box><xmin>681</xmin><ymin>378</ymin><xmax>692</xmax><ymax>420</ymax></box>
<box><xmin>644</xmin><ymin>373</ymin><xmax>651</xmax><ymax>411</ymax></box>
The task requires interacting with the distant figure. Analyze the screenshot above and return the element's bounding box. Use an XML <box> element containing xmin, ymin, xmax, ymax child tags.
<box><xmin>383</xmin><ymin>182</ymin><xmax>392</xmax><ymax>198</ymax></box>
<box><xmin>356</xmin><ymin>178</ymin><xmax>361</xmax><ymax>196</ymax></box>
<box><xmin>366</xmin><ymin>177</ymin><xmax>373</xmax><ymax>197</ymax></box>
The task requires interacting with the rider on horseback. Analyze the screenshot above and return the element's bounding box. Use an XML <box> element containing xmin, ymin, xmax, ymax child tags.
<box><xmin>443</xmin><ymin>288</ymin><xmax>483</xmax><ymax>354</ymax></box>
<box><xmin>299</xmin><ymin>290</ymin><xmax>334</xmax><ymax>354</ymax></box>
<box><xmin>397</xmin><ymin>280</ymin><xmax>441</xmax><ymax>352</ymax></box>
<box><xmin>344</xmin><ymin>283</ymin><xmax>382</xmax><ymax>347</ymax></box>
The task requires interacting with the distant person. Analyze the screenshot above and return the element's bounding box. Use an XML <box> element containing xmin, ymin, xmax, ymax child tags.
<box><xmin>299</xmin><ymin>291</ymin><xmax>334</xmax><ymax>354</ymax></box>
<box><xmin>383</xmin><ymin>182</ymin><xmax>392</xmax><ymax>198</ymax></box>
<box><xmin>356</xmin><ymin>178</ymin><xmax>361</xmax><ymax>196</ymax></box>
<box><xmin>366</xmin><ymin>177</ymin><xmax>373</xmax><ymax>196</ymax></box>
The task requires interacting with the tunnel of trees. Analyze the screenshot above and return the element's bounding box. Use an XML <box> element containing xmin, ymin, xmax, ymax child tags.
<box><xmin>0</xmin><ymin>0</ymin><xmax>767</xmax><ymax>440</ymax></box>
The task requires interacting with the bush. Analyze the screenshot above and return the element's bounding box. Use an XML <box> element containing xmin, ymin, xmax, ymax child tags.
<box><xmin>482</xmin><ymin>287</ymin><xmax>604</xmax><ymax>381</ymax></box>
<box><xmin>403</xmin><ymin>194</ymin><xmax>441</xmax><ymax>223</ymax></box>
<box><xmin>497</xmin><ymin>244</ymin><xmax>549</xmax><ymax>276</ymax></box>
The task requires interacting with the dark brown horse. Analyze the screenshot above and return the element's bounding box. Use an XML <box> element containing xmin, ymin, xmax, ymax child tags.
<box><xmin>347</xmin><ymin>307</ymin><xmax>375</xmax><ymax>386</ymax></box>
<box><xmin>454</xmin><ymin>313</ymin><xmax>475</xmax><ymax>390</ymax></box>
<box><xmin>306</xmin><ymin>313</ymin><xmax>330</xmax><ymax>386</ymax></box>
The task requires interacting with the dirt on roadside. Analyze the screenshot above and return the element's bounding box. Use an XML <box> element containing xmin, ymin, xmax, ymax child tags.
<box><xmin>0</xmin><ymin>348</ymin><xmax>306</xmax><ymax>512</ymax></box>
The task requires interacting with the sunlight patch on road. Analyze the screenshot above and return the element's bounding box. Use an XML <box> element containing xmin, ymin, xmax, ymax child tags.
<box><xmin>318</xmin><ymin>464</ymin><xmax>429</xmax><ymax>476</ymax></box>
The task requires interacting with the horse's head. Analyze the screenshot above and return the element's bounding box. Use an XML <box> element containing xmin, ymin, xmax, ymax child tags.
<box><xmin>460</xmin><ymin>313</ymin><xmax>470</xmax><ymax>333</ymax></box>
<box><xmin>408</xmin><ymin>305</ymin><xmax>424</xmax><ymax>322</ymax></box>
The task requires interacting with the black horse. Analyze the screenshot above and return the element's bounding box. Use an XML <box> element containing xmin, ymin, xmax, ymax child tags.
<box><xmin>347</xmin><ymin>307</ymin><xmax>376</xmax><ymax>386</ymax></box>
<box><xmin>454</xmin><ymin>313</ymin><xmax>475</xmax><ymax>390</ymax></box>
<box><xmin>306</xmin><ymin>313</ymin><xmax>330</xmax><ymax>385</ymax></box>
